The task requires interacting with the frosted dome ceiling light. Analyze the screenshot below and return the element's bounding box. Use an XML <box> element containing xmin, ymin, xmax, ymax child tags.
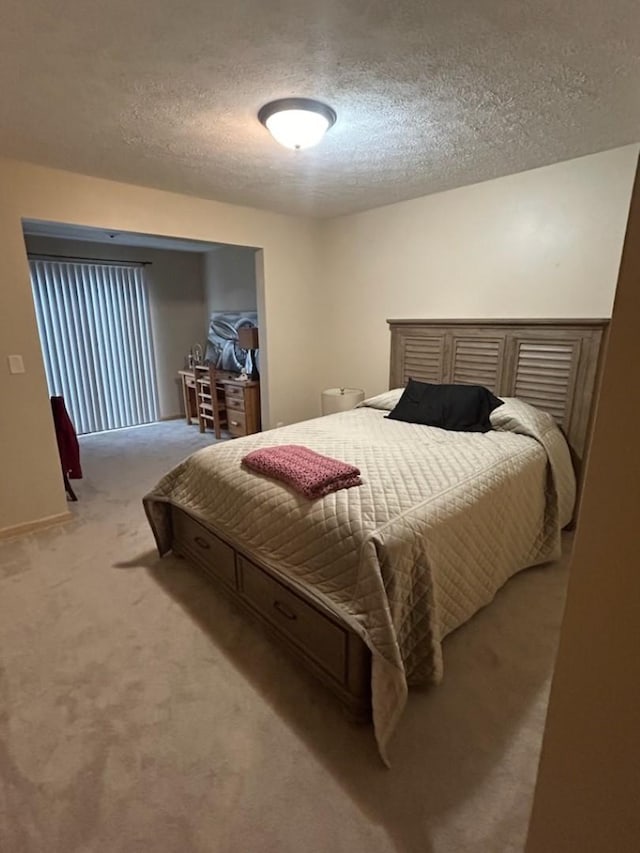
<box><xmin>258</xmin><ymin>98</ymin><xmax>336</xmax><ymax>150</ymax></box>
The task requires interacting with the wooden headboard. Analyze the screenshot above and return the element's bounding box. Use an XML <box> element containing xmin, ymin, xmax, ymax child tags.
<box><xmin>388</xmin><ymin>319</ymin><xmax>608</xmax><ymax>475</ymax></box>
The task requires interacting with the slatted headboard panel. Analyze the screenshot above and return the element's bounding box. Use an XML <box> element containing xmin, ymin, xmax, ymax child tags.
<box><xmin>388</xmin><ymin>319</ymin><xmax>608</xmax><ymax>474</ymax></box>
<box><xmin>403</xmin><ymin>335</ymin><xmax>446</xmax><ymax>383</ymax></box>
<box><xmin>451</xmin><ymin>335</ymin><xmax>505</xmax><ymax>388</ymax></box>
<box><xmin>511</xmin><ymin>338</ymin><xmax>580</xmax><ymax>425</ymax></box>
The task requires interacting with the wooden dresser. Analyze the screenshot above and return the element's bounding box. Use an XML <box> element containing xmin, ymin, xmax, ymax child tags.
<box><xmin>178</xmin><ymin>367</ymin><xmax>261</xmax><ymax>438</ymax></box>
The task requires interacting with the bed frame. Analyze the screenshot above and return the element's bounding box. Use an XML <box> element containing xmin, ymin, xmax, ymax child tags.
<box><xmin>171</xmin><ymin>318</ymin><xmax>608</xmax><ymax>722</ymax></box>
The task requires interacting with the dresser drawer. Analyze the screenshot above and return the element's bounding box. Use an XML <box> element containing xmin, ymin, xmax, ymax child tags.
<box><xmin>225</xmin><ymin>385</ymin><xmax>245</xmax><ymax>409</ymax></box>
<box><xmin>238</xmin><ymin>557</ymin><xmax>347</xmax><ymax>683</ymax></box>
<box><xmin>172</xmin><ymin>508</ymin><xmax>236</xmax><ymax>588</ymax></box>
<box><xmin>227</xmin><ymin>411</ymin><xmax>247</xmax><ymax>436</ymax></box>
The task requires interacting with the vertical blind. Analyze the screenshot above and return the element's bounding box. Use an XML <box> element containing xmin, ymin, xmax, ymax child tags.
<box><xmin>30</xmin><ymin>258</ymin><xmax>159</xmax><ymax>434</ymax></box>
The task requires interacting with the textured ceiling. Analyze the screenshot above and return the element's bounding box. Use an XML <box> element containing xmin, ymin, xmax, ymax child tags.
<box><xmin>2</xmin><ymin>1</ymin><xmax>639</xmax><ymax>217</ymax></box>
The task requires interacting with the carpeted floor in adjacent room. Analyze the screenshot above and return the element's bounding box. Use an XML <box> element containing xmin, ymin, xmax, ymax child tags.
<box><xmin>0</xmin><ymin>420</ymin><xmax>572</xmax><ymax>853</ymax></box>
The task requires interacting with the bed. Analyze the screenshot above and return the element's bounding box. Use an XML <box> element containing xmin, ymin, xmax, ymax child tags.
<box><xmin>144</xmin><ymin>319</ymin><xmax>607</xmax><ymax>763</ymax></box>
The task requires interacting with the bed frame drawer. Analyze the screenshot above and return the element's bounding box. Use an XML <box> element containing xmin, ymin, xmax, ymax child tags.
<box><xmin>238</xmin><ymin>556</ymin><xmax>347</xmax><ymax>684</ymax></box>
<box><xmin>172</xmin><ymin>508</ymin><xmax>236</xmax><ymax>588</ymax></box>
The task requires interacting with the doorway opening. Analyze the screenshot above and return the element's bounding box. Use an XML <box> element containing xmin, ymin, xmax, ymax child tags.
<box><xmin>22</xmin><ymin>219</ymin><xmax>264</xmax><ymax>500</ymax></box>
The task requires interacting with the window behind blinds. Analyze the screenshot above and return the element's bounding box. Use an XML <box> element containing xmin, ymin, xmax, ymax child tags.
<box><xmin>30</xmin><ymin>258</ymin><xmax>159</xmax><ymax>434</ymax></box>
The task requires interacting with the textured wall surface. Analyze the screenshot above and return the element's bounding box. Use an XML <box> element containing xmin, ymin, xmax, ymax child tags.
<box><xmin>1</xmin><ymin>1</ymin><xmax>638</xmax><ymax>216</ymax></box>
<box><xmin>317</xmin><ymin>145</ymin><xmax>639</xmax><ymax>397</ymax></box>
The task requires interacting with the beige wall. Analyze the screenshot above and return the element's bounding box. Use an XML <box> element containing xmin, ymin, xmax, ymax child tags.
<box><xmin>24</xmin><ymin>235</ymin><xmax>208</xmax><ymax>420</ymax></box>
<box><xmin>204</xmin><ymin>245</ymin><xmax>257</xmax><ymax>317</ymax></box>
<box><xmin>1</xmin><ymin>145</ymin><xmax>638</xmax><ymax>534</ymax></box>
<box><xmin>526</xmin><ymin>157</ymin><xmax>640</xmax><ymax>851</ymax></box>
<box><xmin>318</xmin><ymin>145</ymin><xmax>639</xmax><ymax>397</ymax></box>
<box><xmin>0</xmin><ymin>157</ymin><xmax>322</xmax><ymax>532</ymax></box>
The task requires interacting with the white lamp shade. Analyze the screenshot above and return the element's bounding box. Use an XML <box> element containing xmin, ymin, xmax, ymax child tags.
<box><xmin>321</xmin><ymin>387</ymin><xmax>365</xmax><ymax>415</ymax></box>
<box><xmin>265</xmin><ymin>109</ymin><xmax>330</xmax><ymax>150</ymax></box>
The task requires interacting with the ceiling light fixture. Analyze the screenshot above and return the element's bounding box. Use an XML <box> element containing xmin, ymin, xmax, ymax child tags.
<box><xmin>258</xmin><ymin>98</ymin><xmax>336</xmax><ymax>151</ymax></box>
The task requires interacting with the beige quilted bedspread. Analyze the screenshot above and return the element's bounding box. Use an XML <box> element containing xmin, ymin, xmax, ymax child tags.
<box><xmin>144</xmin><ymin>395</ymin><xmax>575</xmax><ymax>764</ymax></box>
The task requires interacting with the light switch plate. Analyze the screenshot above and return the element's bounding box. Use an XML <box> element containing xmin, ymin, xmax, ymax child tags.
<box><xmin>8</xmin><ymin>354</ymin><xmax>25</xmax><ymax>374</ymax></box>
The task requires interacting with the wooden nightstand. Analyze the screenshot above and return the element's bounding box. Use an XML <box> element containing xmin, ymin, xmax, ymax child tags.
<box><xmin>222</xmin><ymin>378</ymin><xmax>261</xmax><ymax>437</ymax></box>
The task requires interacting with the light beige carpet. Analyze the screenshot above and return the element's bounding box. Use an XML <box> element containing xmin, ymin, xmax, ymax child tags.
<box><xmin>0</xmin><ymin>421</ymin><xmax>571</xmax><ymax>853</ymax></box>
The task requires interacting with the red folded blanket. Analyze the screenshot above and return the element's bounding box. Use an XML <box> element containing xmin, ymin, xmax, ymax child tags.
<box><xmin>242</xmin><ymin>445</ymin><xmax>362</xmax><ymax>499</ymax></box>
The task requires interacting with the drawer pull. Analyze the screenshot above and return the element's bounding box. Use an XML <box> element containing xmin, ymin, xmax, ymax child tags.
<box><xmin>273</xmin><ymin>600</ymin><xmax>297</xmax><ymax>621</ymax></box>
<box><xmin>231</xmin><ymin>420</ymin><xmax>240</xmax><ymax>427</ymax></box>
<box><xmin>193</xmin><ymin>535</ymin><xmax>210</xmax><ymax>550</ymax></box>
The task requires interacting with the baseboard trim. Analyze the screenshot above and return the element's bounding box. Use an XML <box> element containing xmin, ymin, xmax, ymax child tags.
<box><xmin>0</xmin><ymin>511</ymin><xmax>73</xmax><ymax>541</ymax></box>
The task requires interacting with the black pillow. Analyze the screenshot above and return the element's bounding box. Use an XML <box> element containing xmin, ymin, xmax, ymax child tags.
<box><xmin>387</xmin><ymin>380</ymin><xmax>504</xmax><ymax>433</ymax></box>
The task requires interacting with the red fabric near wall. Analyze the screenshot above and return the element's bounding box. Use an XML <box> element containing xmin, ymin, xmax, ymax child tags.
<box><xmin>50</xmin><ymin>396</ymin><xmax>82</xmax><ymax>479</ymax></box>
